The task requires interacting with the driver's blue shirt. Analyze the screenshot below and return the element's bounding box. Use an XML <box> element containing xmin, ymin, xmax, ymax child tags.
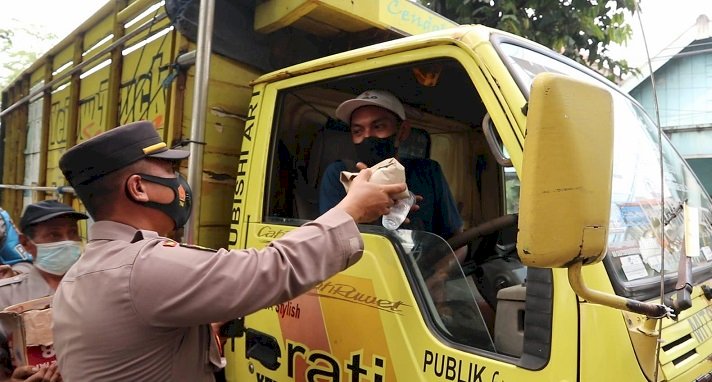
<box><xmin>319</xmin><ymin>158</ymin><xmax>463</xmax><ymax>239</ymax></box>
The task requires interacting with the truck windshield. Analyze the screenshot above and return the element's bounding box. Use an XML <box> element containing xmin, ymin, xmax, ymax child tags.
<box><xmin>498</xmin><ymin>41</ymin><xmax>712</xmax><ymax>300</ymax></box>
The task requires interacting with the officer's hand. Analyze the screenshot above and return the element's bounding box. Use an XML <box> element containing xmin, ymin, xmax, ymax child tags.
<box><xmin>210</xmin><ymin>321</ymin><xmax>228</xmax><ymax>351</ymax></box>
<box><xmin>0</xmin><ymin>265</ymin><xmax>17</xmax><ymax>279</ymax></box>
<box><xmin>354</xmin><ymin>162</ymin><xmax>421</xmax><ymax>224</ymax></box>
<box><xmin>337</xmin><ymin>168</ymin><xmax>406</xmax><ymax>223</ymax></box>
<box><xmin>10</xmin><ymin>364</ymin><xmax>62</xmax><ymax>382</ymax></box>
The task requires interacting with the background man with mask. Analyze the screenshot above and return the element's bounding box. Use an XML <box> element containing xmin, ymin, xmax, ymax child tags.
<box><xmin>0</xmin><ymin>200</ymin><xmax>87</xmax><ymax>308</ymax></box>
<box><xmin>52</xmin><ymin>120</ymin><xmax>405</xmax><ymax>381</ymax></box>
<box><xmin>319</xmin><ymin>90</ymin><xmax>463</xmax><ymax>240</ymax></box>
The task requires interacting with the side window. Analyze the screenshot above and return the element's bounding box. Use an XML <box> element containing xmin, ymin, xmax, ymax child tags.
<box><xmin>262</xmin><ymin>56</ymin><xmax>550</xmax><ymax>366</ymax></box>
<box><xmin>397</xmin><ymin>228</ymin><xmax>550</xmax><ymax>366</ymax></box>
<box><xmin>504</xmin><ymin>168</ymin><xmax>520</xmax><ymax>214</ymax></box>
<box><xmin>264</xmin><ymin>88</ymin><xmax>351</xmax><ymax>223</ymax></box>
<box><xmin>400</xmin><ymin>230</ymin><xmax>496</xmax><ymax>351</ymax></box>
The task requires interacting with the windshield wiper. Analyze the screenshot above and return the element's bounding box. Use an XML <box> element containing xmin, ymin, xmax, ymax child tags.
<box><xmin>663</xmin><ymin>201</ymin><xmax>684</xmax><ymax>225</ymax></box>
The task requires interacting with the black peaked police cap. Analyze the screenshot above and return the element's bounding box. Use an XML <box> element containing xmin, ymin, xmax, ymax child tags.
<box><xmin>59</xmin><ymin>121</ymin><xmax>190</xmax><ymax>186</ymax></box>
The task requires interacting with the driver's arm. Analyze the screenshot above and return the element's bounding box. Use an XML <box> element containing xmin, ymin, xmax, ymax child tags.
<box><xmin>453</xmin><ymin>232</ymin><xmax>467</xmax><ymax>264</ymax></box>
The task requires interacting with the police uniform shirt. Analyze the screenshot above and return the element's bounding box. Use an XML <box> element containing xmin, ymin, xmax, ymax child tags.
<box><xmin>0</xmin><ymin>266</ymin><xmax>54</xmax><ymax>309</ymax></box>
<box><xmin>52</xmin><ymin>208</ymin><xmax>363</xmax><ymax>382</ymax></box>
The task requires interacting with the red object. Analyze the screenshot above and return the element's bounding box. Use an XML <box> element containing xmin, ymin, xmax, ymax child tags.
<box><xmin>25</xmin><ymin>345</ymin><xmax>56</xmax><ymax>367</ymax></box>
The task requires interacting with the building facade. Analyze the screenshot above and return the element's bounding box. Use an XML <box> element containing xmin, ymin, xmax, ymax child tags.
<box><xmin>624</xmin><ymin>15</ymin><xmax>712</xmax><ymax>193</ymax></box>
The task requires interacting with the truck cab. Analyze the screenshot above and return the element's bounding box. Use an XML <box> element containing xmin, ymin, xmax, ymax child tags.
<box><xmin>225</xmin><ymin>25</ymin><xmax>712</xmax><ymax>381</ymax></box>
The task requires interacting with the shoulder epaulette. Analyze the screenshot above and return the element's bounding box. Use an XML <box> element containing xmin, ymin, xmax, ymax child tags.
<box><xmin>179</xmin><ymin>243</ymin><xmax>218</xmax><ymax>252</ymax></box>
<box><xmin>0</xmin><ymin>272</ymin><xmax>29</xmax><ymax>288</ymax></box>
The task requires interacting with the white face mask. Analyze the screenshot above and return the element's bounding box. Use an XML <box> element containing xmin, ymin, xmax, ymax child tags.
<box><xmin>33</xmin><ymin>240</ymin><xmax>82</xmax><ymax>276</ymax></box>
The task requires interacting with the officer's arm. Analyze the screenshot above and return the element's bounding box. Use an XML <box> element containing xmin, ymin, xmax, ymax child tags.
<box><xmin>130</xmin><ymin>208</ymin><xmax>363</xmax><ymax>327</ymax></box>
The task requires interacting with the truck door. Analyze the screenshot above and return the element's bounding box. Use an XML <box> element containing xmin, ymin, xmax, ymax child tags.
<box><xmin>225</xmin><ymin>41</ymin><xmax>580</xmax><ymax>381</ymax></box>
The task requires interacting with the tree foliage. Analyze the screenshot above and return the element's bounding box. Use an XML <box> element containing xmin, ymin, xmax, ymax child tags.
<box><xmin>419</xmin><ymin>0</ymin><xmax>639</xmax><ymax>81</ymax></box>
<box><xmin>0</xmin><ymin>25</ymin><xmax>57</xmax><ymax>90</ymax></box>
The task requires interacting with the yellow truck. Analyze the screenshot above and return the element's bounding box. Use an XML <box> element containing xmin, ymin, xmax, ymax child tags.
<box><xmin>3</xmin><ymin>1</ymin><xmax>712</xmax><ymax>381</ymax></box>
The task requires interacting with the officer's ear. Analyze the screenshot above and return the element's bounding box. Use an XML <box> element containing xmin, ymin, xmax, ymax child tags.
<box><xmin>125</xmin><ymin>174</ymin><xmax>150</xmax><ymax>203</ymax></box>
<box><xmin>18</xmin><ymin>233</ymin><xmax>36</xmax><ymax>257</ymax></box>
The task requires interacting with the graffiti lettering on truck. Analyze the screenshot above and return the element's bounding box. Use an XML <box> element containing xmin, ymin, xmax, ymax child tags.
<box><xmin>287</xmin><ymin>340</ymin><xmax>387</xmax><ymax>382</ymax></box>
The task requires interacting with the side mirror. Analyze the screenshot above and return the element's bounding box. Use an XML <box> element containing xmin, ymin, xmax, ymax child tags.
<box><xmin>517</xmin><ymin>73</ymin><xmax>613</xmax><ymax>268</ymax></box>
<box><xmin>516</xmin><ymin>73</ymin><xmax>670</xmax><ymax>319</ymax></box>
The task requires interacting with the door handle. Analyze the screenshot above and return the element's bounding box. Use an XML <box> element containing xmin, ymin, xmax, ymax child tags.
<box><xmin>245</xmin><ymin>329</ymin><xmax>281</xmax><ymax>370</ymax></box>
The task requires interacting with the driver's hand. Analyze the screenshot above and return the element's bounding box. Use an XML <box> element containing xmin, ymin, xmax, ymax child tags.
<box><xmin>10</xmin><ymin>364</ymin><xmax>62</xmax><ymax>382</ymax></box>
<box><xmin>404</xmin><ymin>194</ymin><xmax>422</xmax><ymax>224</ymax></box>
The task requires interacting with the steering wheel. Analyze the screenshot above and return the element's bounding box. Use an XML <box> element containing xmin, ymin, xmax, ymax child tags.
<box><xmin>446</xmin><ymin>214</ymin><xmax>518</xmax><ymax>251</ymax></box>
<box><xmin>447</xmin><ymin>214</ymin><xmax>522</xmax><ymax>309</ymax></box>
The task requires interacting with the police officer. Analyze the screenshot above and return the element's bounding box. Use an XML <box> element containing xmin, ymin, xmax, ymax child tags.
<box><xmin>0</xmin><ymin>200</ymin><xmax>88</xmax><ymax>309</ymax></box>
<box><xmin>52</xmin><ymin>121</ymin><xmax>405</xmax><ymax>381</ymax></box>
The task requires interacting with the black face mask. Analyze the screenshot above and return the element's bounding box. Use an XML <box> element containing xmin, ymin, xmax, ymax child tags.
<box><xmin>129</xmin><ymin>173</ymin><xmax>193</xmax><ymax>229</ymax></box>
<box><xmin>354</xmin><ymin>135</ymin><xmax>397</xmax><ymax>167</ymax></box>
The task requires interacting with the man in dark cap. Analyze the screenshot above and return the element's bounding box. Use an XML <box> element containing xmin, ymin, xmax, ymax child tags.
<box><xmin>52</xmin><ymin>120</ymin><xmax>405</xmax><ymax>381</ymax></box>
<box><xmin>0</xmin><ymin>200</ymin><xmax>88</xmax><ymax>308</ymax></box>
<box><xmin>0</xmin><ymin>200</ymin><xmax>85</xmax><ymax>382</ymax></box>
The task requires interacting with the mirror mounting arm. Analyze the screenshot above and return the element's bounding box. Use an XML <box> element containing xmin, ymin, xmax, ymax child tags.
<box><xmin>567</xmin><ymin>262</ymin><xmax>673</xmax><ymax>319</ymax></box>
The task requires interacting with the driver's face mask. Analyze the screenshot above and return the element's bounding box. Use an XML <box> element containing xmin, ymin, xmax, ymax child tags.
<box><xmin>353</xmin><ymin>134</ymin><xmax>398</xmax><ymax>167</ymax></box>
<box><xmin>128</xmin><ymin>173</ymin><xmax>193</xmax><ymax>229</ymax></box>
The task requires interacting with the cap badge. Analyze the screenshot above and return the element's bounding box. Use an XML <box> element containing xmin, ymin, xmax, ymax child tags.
<box><xmin>142</xmin><ymin>142</ymin><xmax>167</xmax><ymax>154</ymax></box>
